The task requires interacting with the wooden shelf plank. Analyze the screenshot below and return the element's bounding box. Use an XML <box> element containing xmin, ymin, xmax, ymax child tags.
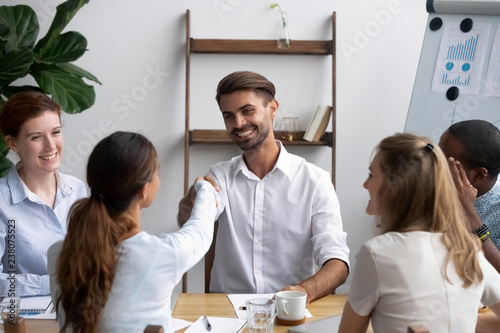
<box><xmin>189</xmin><ymin>130</ymin><xmax>332</xmax><ymax>147</ymax></box>
<box><xmin>190</xmin><ymin>39</ymin><xmax>333</xmax><ymax>55</ymax></box>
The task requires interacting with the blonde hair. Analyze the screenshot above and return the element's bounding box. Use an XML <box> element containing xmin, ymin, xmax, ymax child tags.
<box><xmin>376</xmin><ymin>132</ymin><xmax>482</xmax><ymax>287</ymax></box>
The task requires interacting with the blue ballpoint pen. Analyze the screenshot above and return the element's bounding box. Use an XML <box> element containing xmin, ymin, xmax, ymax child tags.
<box><xmin>203</xmin><ymin>315</ymin><xmax>212</xmax><ymax>331</ymax></box>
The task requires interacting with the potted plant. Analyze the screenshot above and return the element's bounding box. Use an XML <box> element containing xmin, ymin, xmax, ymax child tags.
<box><xmin>0</xmin><ymin>0</ymin><xmax>100</xmax><ymax>176</ymax></box>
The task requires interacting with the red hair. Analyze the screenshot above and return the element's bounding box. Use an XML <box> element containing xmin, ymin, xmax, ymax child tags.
<box><xmin>0</xmin><ymin>91</ymin><xmax>61</xmax><ymax>138</ymax></box>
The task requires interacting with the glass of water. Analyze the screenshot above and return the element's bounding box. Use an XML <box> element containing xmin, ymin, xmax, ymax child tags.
<box><xmin>0</xmin><ymin>298</ymin><xmax>20</xmax><ymax>333</ymax></box>
<box><xmin>246</xmin><ymin>298</ymin><xmax>276</xmax><ymax>333</ymax></box>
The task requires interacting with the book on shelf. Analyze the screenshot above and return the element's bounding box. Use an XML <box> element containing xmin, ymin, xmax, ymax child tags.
<box><xmin>303</xmin><ymin>105</ymin><xmax>332</xmax><ymax>142</ymax></box>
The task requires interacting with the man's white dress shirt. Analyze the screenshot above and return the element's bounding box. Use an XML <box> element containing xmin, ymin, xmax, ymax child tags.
<box><xmin>209</xmin><ymin>141</ymin><xmax>350</xmax><ymax>293</ymax></box>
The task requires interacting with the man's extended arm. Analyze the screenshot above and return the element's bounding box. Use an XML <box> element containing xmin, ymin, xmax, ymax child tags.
<box><xmin>448</xmin><ymin>158</ymin><xmax>500</xmax><ymax>273</ymax></box>
<box><xmin>281</xmin><ymin>258</ymin><xmax>348</xmax><ymax>305</ymax></box>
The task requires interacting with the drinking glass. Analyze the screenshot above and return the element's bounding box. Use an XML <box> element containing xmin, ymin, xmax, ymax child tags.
<box><xmin>275</xmin><ymin>116</ymin><xmax>301</xmax><ymax>141</ymax></box>
<box><xmin>246</xmin><ymin>298</ymin><xmax>276</xmax><ymax>333</ymax></box>
<box><xmin>0</xmin><ymin>298</ymin><xmax>20</xmax><ymax>333</ymax></box>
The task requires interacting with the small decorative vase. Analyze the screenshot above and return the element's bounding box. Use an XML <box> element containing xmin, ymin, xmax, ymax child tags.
<box><xmin>277</xmin><ymin>22</ymin><xmax>291</xmax><ymax>49</ymax></box>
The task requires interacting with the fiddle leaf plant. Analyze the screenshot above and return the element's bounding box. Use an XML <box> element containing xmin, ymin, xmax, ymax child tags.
<box><xmin>0</xmin><ymin>0</ymin><xmax>101</xmax><ymax>176</ymax></box>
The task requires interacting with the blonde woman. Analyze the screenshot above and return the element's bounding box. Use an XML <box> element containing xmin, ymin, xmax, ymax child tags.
<box><xmin>339</xmin><ymin>133</ymin><xmax>500</xmax><ymax>333</ymax></box>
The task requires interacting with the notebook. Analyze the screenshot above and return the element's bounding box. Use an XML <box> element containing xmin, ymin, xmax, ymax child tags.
<box><xmin>184</xmin><ymin>316</ymin><xmax>247</xmax><ymax>333</ymax></box>
<box><xmin>19</xmin><ymin>296</ymin><xmax>52</xmax><ymax>314</ymax></box>
<box><xmin>287</xmin><ymin>315</ymin><xmax>342</xmax><ymax>333</ymax></box>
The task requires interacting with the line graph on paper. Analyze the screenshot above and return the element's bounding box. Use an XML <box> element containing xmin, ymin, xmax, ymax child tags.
<box><xmin>432</xmin><ymin>22</ymin><xmax>491</xmax><ymax>94</ymax></box>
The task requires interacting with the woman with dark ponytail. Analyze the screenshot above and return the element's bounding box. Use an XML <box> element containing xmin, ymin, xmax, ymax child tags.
<box><xmin>47</xmin><ymin>131</ymin><xmax>218</xmax><ymax>333</ymax></box>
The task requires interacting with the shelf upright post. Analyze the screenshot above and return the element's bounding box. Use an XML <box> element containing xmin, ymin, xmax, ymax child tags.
<box><xmin>331</xmin><ymin>11</ymin><xmax>337</xmax><ymax>187</ymax></box>
<box><xmin>182</xmin><ymin>9</ymin><xmax>191</xmax><ymax>293</ymax></box>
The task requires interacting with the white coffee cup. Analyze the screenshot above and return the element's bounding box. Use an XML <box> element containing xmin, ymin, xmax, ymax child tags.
<box><xmin>275</xmin><ymin>290</ymin><xmax>307</xmax><ymax>323</ymax></box>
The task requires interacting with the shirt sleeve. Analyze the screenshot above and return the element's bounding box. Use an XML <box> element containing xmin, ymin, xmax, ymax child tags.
<box><xmin>0</xmin><ymin>216</ymin><xmax>50</xmax><ymax>296</ymax></box>
<box><xmin>47</xmin><ymin>241</ymin><xmax>65</xmax><ymax>329</ymax></box>
<box><xmin>310</xmin><ymin>173</ymin><xmax>350</xmax><ymax>270</ymax></box>
<box><xmin>479</xmin><ymin>251</ymin><xmax>500</xmax><ymax>306</ymax></box>
<box><xmin>171</xmin><ymin>180</ymin><xmax>217</xmax><ymax>282</ymax></box>
<box><xmin>0</xmin><ymin>273</ymin><xmax>50</xmax><ymax>296</ymax></box>
<box><xmin>207</xmin><ymin>170</ymin><xmax>225</xmax><ymax>221</ymax></box>
<box><xmin>348</xmin><ymin>244</ymin><xmax>379</xmax><ymax>316</ymax></box>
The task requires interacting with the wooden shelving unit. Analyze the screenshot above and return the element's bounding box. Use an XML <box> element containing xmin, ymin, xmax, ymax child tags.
<box><xmin>183</xmin><ymin>9</ymin><xmax>336</xmax><ymax>292</ymax></box>
<box><xmin>189</xmin><ymin>130</ymin><xmax>332</xmax><ymax>146</ymax></box>
<box><xmin>190</xmin><ymin>39</ymin><xmax>333</xmax><ymax>55</ymax></box>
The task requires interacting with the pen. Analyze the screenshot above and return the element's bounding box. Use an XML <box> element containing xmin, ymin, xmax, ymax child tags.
<box><xmin>239</xmin><ymin>306</ymin><xmax>246</xmax><ymax>310</ymax></box>
<box><xmin>203</xmin><ymin>315</ymin><xmax>212</xmax><ymax>331</ymax></box>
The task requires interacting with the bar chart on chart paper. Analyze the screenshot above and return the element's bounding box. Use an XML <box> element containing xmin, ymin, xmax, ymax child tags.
<box><xmin>441</xmin><ymin>33</ymin><xmax>477</xmax><ymax>85</ymax></box>
<box><xmin>432</xmin><ymin>21</ymin><xmax>490</xmax><ymax>94</ymax></box>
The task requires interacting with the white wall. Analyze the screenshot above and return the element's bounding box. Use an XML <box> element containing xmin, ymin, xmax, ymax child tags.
<box><xmin>5</xmin><ymin>0</ymin><xmax>428</xmax><ymax>294</ymax></box>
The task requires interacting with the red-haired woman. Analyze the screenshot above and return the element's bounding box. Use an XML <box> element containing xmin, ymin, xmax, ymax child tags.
<box><xmin>0</xmin><ymin>91</ymin><xmax>86</xmax><ymax>296</ymax></box>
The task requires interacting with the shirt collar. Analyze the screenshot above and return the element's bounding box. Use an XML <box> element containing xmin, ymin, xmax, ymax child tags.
<box><xmin>7</xmin><ymin>163</ymin><xmax>72</xmax><ymax>205</ymax></box>
<box><xmin>231</xmin><ymin>140</ymin><xmax>294</xmax><ymax>181</ymax></box>
<box><xmin>477</xmin><ymin>177</ymin><xmax>500</xmax><ymax>203</ymax></box>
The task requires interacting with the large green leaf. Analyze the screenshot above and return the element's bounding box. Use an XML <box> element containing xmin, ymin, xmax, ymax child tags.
<box><xmin>34</xmin><ymin>0</ymin><xmax>89</xmax><ymax>58</ymax></box>
<box><xmin>0</xmin><ymin>47</ymin><xmax>33</xmax><ymax>86</ymax></box>
<box><xmin>0</xmin><ymin>157</ymin><xmax>13</xmax><ymax>177</ymax></box>
<box><xmin>37</xmin><ymin>31</ymin><xmax>87</xmax><ymax>63</ymax></box>
<box><xmin>31</xmin><ymin>64</ymin><xmax>95</xmax><ymax>113</ymax></box>
<box><xmin>0</xmin><ymin>135</ymin><xmax>9</xmax><ymax>157</ymax></box>
<box><xmin>0</xmin><ymin>24</ymin><xmax>8</xmax><ymax>53</ymax></box>
<box><xmin>0</xmin><ymin>136</ymin><xmax>13</xmax><ymax>178</ymax></box>
<box><xmin>1</xmin><ymin>85</ymin><xmax>42</xmax><ymax>98</ymax></box>
<box><xmin>0</xmin><ymin>5</ymin><xmax>39</xmax><ymax>53</ymax></box>
<box><xmin>0</xmin><ymin>39</ymin><xmax>7</xmax><ymax>54</ymax></box>
<box><xmin>57</xmin><ymin>62</ymin><xmax>101</xmax><ymax>84</ymax></box>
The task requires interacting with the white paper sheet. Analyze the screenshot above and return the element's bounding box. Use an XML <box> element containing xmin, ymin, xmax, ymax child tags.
<box><xmin>184</xmin><ymin>316</ymin><xmax>247</xmax><ymax>333</ymax></box>
<box><xmin>483</xmin><ymin>25</ymin><xmax>500</xmax><ymax>96</ymax></box>
<box><xmin>431</xmin><ymin>20</ymin><xmax>491</xmax><ymax>95</ymax></box>
<box><xmin>172</xmin><ymin>318</ymin><xmax>192</xmax><ymax>331</ymax></box>
<box><xmin>20</xmin><ymin>302</ymin><xmax>56</xmax><ymax>320</ymax></box>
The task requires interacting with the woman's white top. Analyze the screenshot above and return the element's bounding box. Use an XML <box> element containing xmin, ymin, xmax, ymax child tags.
<box><xmin>348</xmin><ymin>231</ymin><xmax>500</xmax><ymax>333</ymax></box>
<box><xmin>48</xmin><ymin>180</ymin><xmax>217</xmax><ymax>333</ymax></box>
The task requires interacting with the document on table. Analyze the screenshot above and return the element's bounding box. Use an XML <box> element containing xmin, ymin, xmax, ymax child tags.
<box><xmin>20</xmin><ymin>302</ymin><xmax>56</xmax><ymax>319</ymax></box>
<box><xmin>19</xmin><ymin>296</ymin><xmax>56</xmax><ymax>319</ymax></box>
<box><xmin>227</xmin><ymin>294</ymin><xmax>313</xmax><ymax>319</ymax></box>
<box><xmin>184</xmin><ymin>316</ymin><xmax>247</xmax><ymax>333</ymax></box>
<box><xmin>172</xmin><ymin>318</ymin><xmax>192</xmax><ymax>331</ymax></box>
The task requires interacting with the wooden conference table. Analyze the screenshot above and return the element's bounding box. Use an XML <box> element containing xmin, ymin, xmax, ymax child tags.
<box><xmin>23</xmin><ymin>293</ymin><xmax>347</xmax><ymax>333</ymax></box>
<box><xmin>172</xmin><ymin>293</ymin><xmax>347</xmax><ymax>332</ymax></box>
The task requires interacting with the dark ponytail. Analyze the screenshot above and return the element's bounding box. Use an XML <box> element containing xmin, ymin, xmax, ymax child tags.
<box><xmin>56</xmin><ymin>131</ymin><xmax>158</xmax><ymax>333</ymax></box>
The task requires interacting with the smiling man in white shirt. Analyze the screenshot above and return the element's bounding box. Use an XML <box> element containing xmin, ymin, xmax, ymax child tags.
<box><xmin>178</xmin><ymin>71</ymin><xmax>349</xmax><ymax>304</ymax></box>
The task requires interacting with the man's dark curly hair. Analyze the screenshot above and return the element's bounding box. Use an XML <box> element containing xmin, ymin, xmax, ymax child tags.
<box><xmin>448</xmin><ymin>119</ymin><xmax>500</xmax><ymax>177</ymax></box>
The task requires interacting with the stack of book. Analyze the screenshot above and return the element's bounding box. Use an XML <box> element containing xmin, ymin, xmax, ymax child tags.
<box><xmin>303</xmin><ymin>105</ymin><xmax>332</xmax><ymax>142</ymax></box>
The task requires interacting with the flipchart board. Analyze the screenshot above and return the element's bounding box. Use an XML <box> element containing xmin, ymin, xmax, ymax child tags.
<box><xmin>405</xmin><ymin>0</ymin><xmax>500</xmax><ymax>142</ymax></box>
